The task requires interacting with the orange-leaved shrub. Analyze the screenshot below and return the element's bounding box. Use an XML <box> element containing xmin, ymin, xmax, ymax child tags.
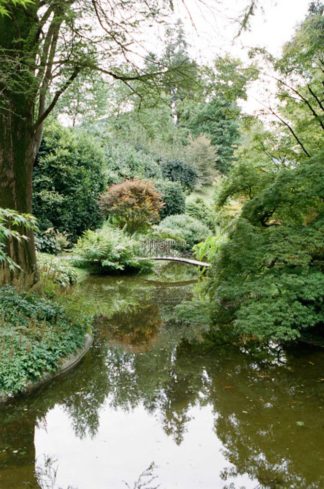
<box><xmin>99</xmin><ymin>179</ymin><xmax>163</xmax><ymax>233</ymax></box>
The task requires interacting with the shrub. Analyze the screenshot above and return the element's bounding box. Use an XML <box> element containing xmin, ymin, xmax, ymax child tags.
<box><xmin>186</xmin><ymin>197</ymin><xmax>215</xmax><ymax>229</ymax></box>
<box><xmin>154</xmin><ymin>214</ymin><xmax>211</xmax><ymax>251</ymax></box>
<box><xmin>99</xmin><ymin>179</ymin><xmax>163</xmax><ymax>233</ymax></box>
<box><xmin>161</xmin><ymin>159</ymin><xmax>198</xmax><ymax>192</ymax></box>
<box><xmin>155</xmin><ymin>180</ymin><xmax>185</xmax><ymax>219</ymax></box>
<box><xmin>73</xmin><ymin>224</ymin><xmax>152</xmax><ymax>273</ymax></box>
<box><xmin>35</xmin><ymin>228</ymin><xmax>70</xmax><ymax>255</ymax></box>
<box><xmin>38</xmin><ymin>254</ymin><xmax>78</xmax><ymax>288</ymax></box>
<box><xmin>0</xmin><ymin>287</ymin><xmax>87</xmax><ymax>395</ymax></box>
<box><xmin>33</xmin><ymin>123</ymin><xmax>106</xmax><ymax>242</ymax></box>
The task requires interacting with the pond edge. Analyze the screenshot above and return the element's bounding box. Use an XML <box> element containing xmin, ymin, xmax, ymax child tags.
<box><xmin>0</xmin><ymin>333</ymin><xmax>93</xmax><ymax>405</ymax></box>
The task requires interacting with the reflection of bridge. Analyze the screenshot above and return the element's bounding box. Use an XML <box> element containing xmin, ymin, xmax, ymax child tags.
<box><xmin>138</xmin><ymin>239</ymin><xmax>210</xmax><ymax>268</ymax></box>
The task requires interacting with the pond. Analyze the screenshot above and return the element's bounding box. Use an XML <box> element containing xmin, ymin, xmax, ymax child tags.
<box><xmin>0</xmin><ymin>264</ymin><xmax>324</xmax><ymax>489</ymax></box>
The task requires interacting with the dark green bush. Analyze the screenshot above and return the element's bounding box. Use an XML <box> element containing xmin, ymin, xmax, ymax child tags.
<box><xmin>161</xmin><ymin>159</ymin><xmax>198</xmax><ymax>191</ymax></box>
<box><xmin>35</xmin><ymin>228</ymin><xmax>70</xmax><ymax>254</ymax></box>
<box><xmin>105</xmin><ymin>143</ymin><xmax>162</xmax><ymax>184</ymax></box>
<box><xmin>155</xmin><ymin>180</ymin><xmax>186</xmax><ymax>219</ymax></box>
<box><xmin>33</xmin><ymin>123</ymin><xmax>106</xmax><ymax>243</ymax></box>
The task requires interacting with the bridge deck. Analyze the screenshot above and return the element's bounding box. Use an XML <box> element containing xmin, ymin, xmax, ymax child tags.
<box><xmin>139</xmin><ymin>256</ymin><xmax>210</xmax><ymax>267</ymax></box>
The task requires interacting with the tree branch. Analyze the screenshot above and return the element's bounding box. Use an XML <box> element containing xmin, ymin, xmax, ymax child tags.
<box><xmin>269</xmin><ymin>106</ymin><xmax>311</xmax><ymax>157</ymax></box>
<box><xmin>33</xmin><ymin>67</ymin><xmax>81</xmax><ymax>130</ymax></box>
<box><xmin>307</xmin><ymin>83</ymin><xmax>324</xmax><ymax>112</ymax></box>
<box><xmin>274</xmin><ymin>76</ymin><xmax>324</xmax><ymax>131</ymax></box>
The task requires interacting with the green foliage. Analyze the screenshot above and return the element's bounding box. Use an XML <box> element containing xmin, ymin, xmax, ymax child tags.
<box><xmin>38</xmin><ymin>254</ymin><xmax>78</xmax><ymax>288</ymax></box>
<box><xmin>0</xmin><ymin>286</ymin><xmax>87</xmax><ymax>395</ymax></box>
<box><xmin>204</xmin><ymin>8</ymin><xmax>324</xmax><ymax>346</ymax></box>
<box><xmin>185</xmin><ymin>97</ymin><xmax>240</xmax><ymax>174</ymax></box>
<box><xmin>33</xmin><ymin>123</ymin><xmax>106</xmax><ymax>242</ymax></box>
<box><xmin>185</xmin><ymin>197</ymin><xmax>215</xmax><ymax>229</ymax></box>
<box><xmin>274</xmin><ymin>8</ymin><xmax>324</xmax><ymax>161</ymax></box>
<box><xmin>35</xmin><ymin>228</ymin><xmax>70</xmax><ymax>255</ymax></box>
<box><xmin>73</xmin><ymin>224</ymin><xmax>152</xmax><ymax>273</ymax></box>
<box><xmin>104</xmin><ymin>142</ymin><xmax>162</xmax><ymax>185</ymax></box>
<box><xmin>193</xmin><ymin>233</ymin><xmax>226</xmax><ymax>263</ymax></box>
<box><xmin>99</xmin><ymin>179</ymin><xmax>163</xmax><ymax>233</ymax></box>
<box><xmin>0</xmin><ymin>208</ymin><xmax>37</xmax><ymax>270</ymax></box>
<box><xmin>116</xmin><ymin>19</ymin><xmax>203</xmax><ymax>122</ymax></box>
<box><xmin>209</xmin><ymin>152</ymin><xmax>324</xmax><ymax>344</ymax></box>
<box><xmin>161</xmin><ymin>159</ymin><xmax>198</xmax><ymax>192</ymax></box>
<box><xmin>0</xmin><ymin>0</ymin><xmax>33</xmax><ymax>16</ymax></box>
<box><xmin>207</xmin><ymin>55</ymin><xmax>259</xmax><ymax>103</ymax></box>
<box><xmin>154</xmin><ymin>214</ymin><xmax>211</xmax><ymax>251</ymax></box>
<box><xmin>185</xmin><ymin>135</ymin><xmax>217</xmax><ymax>186</ymax></box>
<box><xmin>54</xmin><ymin>72</ymin><xmax>109</xmax><ymax>126</ymax></box>
<box><xmin>155</xmin><ymin>180</ymin><xmax>185</xmax><ymax>219</ymax></box>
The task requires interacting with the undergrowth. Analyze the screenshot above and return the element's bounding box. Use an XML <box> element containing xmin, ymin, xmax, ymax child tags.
<box><xmin>0</xmin><ymin>286</ymin><xmax>89</xmax><ymax>396</ymax></box>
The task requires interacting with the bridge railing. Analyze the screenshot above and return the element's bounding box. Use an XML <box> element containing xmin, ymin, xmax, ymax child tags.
<box><xmin>137</xmin><ymin>238</ymin><xmax>210</xmax><ymax>267</ymax></box>
<box><xmin>138</xmin><ymin>238</ymin><xmax>180</xmax><ymax>258</ymax></box>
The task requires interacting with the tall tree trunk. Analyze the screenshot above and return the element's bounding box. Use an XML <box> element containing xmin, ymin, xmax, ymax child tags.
<box><xmin>0</xmin><ymin>5</ymin><xmax>39</xmax><ymax>287</ymax></box>
<box><xmin>0</xmin><ymin>108</ymin><xmax>38</xmax><ymax>286</ymax></box>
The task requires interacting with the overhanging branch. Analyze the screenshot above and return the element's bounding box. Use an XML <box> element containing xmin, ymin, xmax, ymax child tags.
<box><xmin>33</xmin><ymin>67</ymin><xmax>81</xmax><ymax>130</ymax></box>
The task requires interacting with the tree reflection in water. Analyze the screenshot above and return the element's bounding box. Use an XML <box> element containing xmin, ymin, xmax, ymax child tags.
<box><xmin>0</xmin><ymin>268</ymin><xmax>323</xmax><ymax>489</ymax></box>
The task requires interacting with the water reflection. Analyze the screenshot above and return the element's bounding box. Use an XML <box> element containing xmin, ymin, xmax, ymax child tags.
<box><xmin>0</xmin><ymin>266</ymin><xmax>323</xmax><ymax>488</ymax></box>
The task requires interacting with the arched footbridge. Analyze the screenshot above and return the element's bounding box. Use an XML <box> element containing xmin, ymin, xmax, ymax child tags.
<box><xmin>138</xmin><ymin>239</ymin><xmax>210</xmax><ymax>268</ymax></box>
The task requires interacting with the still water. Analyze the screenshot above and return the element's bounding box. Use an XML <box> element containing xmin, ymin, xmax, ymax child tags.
<box><xmin>0</xmin><ymin>265</ymin><xmax>324</xmax><ymax>489</ymax></box>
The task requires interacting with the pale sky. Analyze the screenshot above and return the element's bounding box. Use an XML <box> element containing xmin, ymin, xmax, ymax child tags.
<box><xmin>139</xmin><ymin>0</ymin><xmax>313</xmax><ymax>114</ymax></box>
<box><xmin>170</xmin><ymin>0</ymin><xmax>312</xmax><ymax>62</ymax></box>
<box><xmin>60</xmin><ymin>0</ymin><xmax>313</xmax><ymax>124</ymax></box>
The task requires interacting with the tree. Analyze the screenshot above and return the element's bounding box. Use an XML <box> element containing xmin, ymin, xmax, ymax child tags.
<box><xmin>54</xmin><ymin>72</ymin><xmax>110</xmax><ymax>127</ymax></box>
<box><xmin>185</xmin><ymin>97</ymin><xmax>241</xmax><ymax>174</ymax></box>
<box><xmin>207</xmin><ymin>5</ymin><xmax>324</xmax><ymax>345</ymax></box>
<box><xmin>182</xmin><ymin>54</ymin><xmax>257</xmax><ymax>174</ymax></box>
<box><xmin>99</xmin><ymin>179</ymin><xmax>163</xmax><ymax>233</ymax></box>
<box><xmin>209</xmin><ymin>153</ymin><xmax>324</xmax><ymax>345</ymax></box>
<box><xmin>185</xmin><ymin>135</ymin><xmax>217</xmax><ymax>186</ymax></box>
<box><xmin>154</xmin><ymin>19</ymin><xmax>203</xmax><ymax>125</ymax></box>
<box><xmin>0</xmin><ymin>0</ymin><xmax>178</xmax><ymax>285</ymax></box>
